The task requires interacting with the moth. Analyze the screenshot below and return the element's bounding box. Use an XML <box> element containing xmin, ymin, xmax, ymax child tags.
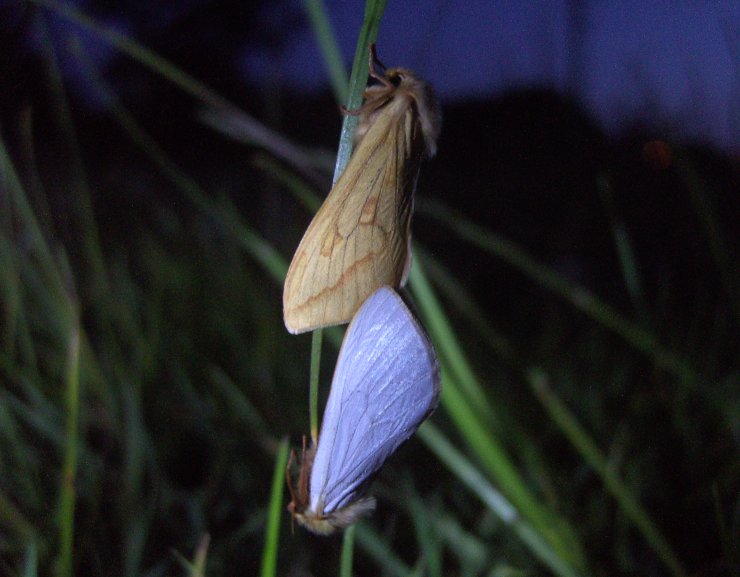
<box><xmin>283</xmin><ymin>45</ymin><xmax>441</xmax><ymax>334</ymax></box>
<box><xmin>287</xmin><ymin>286</ymin><xmax>441</xmax><ymax>534</ymax></box>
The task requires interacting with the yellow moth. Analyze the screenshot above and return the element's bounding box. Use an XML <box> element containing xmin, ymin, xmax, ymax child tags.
<box><xmin>283</xmin><ymin>45</ymin><xmax>441</xmax><ymax>334</ymax></box>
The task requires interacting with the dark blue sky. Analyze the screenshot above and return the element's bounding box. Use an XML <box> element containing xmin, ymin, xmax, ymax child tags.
<box><xmin>240</xmin><ymin>0</ymin><xmax>739</xmax><ymax>153</ymax></box>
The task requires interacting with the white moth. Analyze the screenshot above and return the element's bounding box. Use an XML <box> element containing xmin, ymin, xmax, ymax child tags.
<box><xmin>287</xmin><ymin>286</ymin><xmax>441</xmax><ymax>534</ymax></box>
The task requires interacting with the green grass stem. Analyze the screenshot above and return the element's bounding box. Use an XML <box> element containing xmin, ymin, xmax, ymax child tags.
<box><xmin>597</xmin><ymin>174</ymin><xmax>647</xmax><ymax>318</ymax></box>
<box><xmin>57</xmin><ymin>319</ymin><xmax>81</xmax><ymax>577</ymax></box>
<box><xmin>405</xmin><ymin>483</ymin><xmax>442</xmax><ymax>577</ymax></box>
<box><xmin>528</xmin><ymin>369</ymin><xmax>687</xmax><ymax>577</ymax></box>
<box><xmin>32</xmin><ymin>0</ymin><xmax>326</xmax><ymax>185</ymax></box>
<box><xmin>252</xmin><ymin>155</ymin><xmax>323</xmax><ymax>214</ymax></box>
<box><xmin>409</xmin><ymin>259</ymin><xmax>498</xmax><ymax>423</ymax></box>
<box><xmin>420</xmin><ymin>199</ymin><xmax>698</xmax><ymax>384</ymax></box>
<box><xmin>260</xmin><ymin>438</ymin><xmax>290</xmax><ymax>577</ymax></box>
<box><xmin>354</xmin><ymin>524</ymin><xmax>411</xmax><ymax>577</ymax></box>
<box><xmin>416</xmin><ymin>247</ymin><xmax>517</xmax><ymax>364</ymax></box>
<box><xmin>70</xmin><ymin>40</ymin><xmax>289</xmax><ymax>285</ymax></box>
<box><xmin>23</xmin><ymin>541</ymin><xmax>39</xmax><ymax>577</ymax></box>
<box><xmin>304</xmin><ymin>0</ymin><xmax>349</xmax><ymax>104</ymax></box>
<box><xmin>339</xmin><ymin>524</ymin><xmax>356</xmax><ymax>577</ymax></box>
<box><xmin>191</xmin><ymin>535</ymin><xmax>210</xmax><ymax>577</ymax></box>
<box><xmin>309</xmin><ymin>329</ymin><xmax>323</xmax><ymax>444</ymax></box>
<box><xmin>331</xmin><ymin>0</ymin><xmax>388</xmax><ymax>179</ymax></box>
<box><xmin>303</xmin><ymin>0</ymin><xmax>388</xmax><ymax>488</ymax></box>
<box><xmin>0</xmin><ymin>139</ymin><xmax>67</xmax><ymax>310</ymax></box>
<box><xmin>410</xmin><ymin>261</ymin><xmax>587</xmax><ymax>571</ymax></box>
<box><xmin>37</xmin><ymin>18</ymin><xmax>116</xmax><ymax>331</ymax></box>
<box><xmin>174</xmin><ymin>534</ymin><xmax>210</xmax><ymax>577</ymax></box>
<box><xmin>418</xmin><ymin>423</ymin><xmax>584</xmax><ymax>577</ymax></box>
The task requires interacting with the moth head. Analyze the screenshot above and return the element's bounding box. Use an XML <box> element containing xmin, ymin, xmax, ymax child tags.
<box><xmin>354</xmin><ymin>59</ymin><xmax>442</xmax><ymax>159</ymax></box>
<box><xmin>384</xmin><ymin>67</ymin><xmax>442</xmax><ymax>158</ymax></box>
<box><xmin>286</xmin><ymin>437</ymin><xmax>377</xmax><ymax>536</ymax></box>
<box><xmin>293</xmin><ymin>511</ymin><xmax>338</xmax><ymax>535</ymax></box>
<box><xmin>293</xmin><ymin>496</ymin><xmax>377</xmax><ymax>536</ymax></box>
<box><xmin>292</xmin><ymin>495</ymin><xmax>337</xmax><ymax>535</ymax></box>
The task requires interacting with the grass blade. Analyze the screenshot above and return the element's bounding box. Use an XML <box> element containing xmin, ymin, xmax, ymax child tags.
<box><xmin>355</xmin><ymin>524</ymin><xmax>411</xmax><ymax>577</ymax></box>
<box><xmin>528</xmin><ymin>369</ymin><xmax>687</xmax><ymax>577</ymax></box>
<box><xmin>304</xmin><ymin>0</ymin><xmax>349</xmax><ymax>103</ymax></box>
<box><xmin>309</xmin><ymin>329</ymin><xmax>323</xmax><ymax>444</ymax></box>
<box><xmin>57</xmin><ymin>318</ymin><xmax>81</xmax><ymax>577</ymax></box>
<box><xmin>305</xmin><ymin>0</ymin><xmax>388</xmax><ymax>467</ymax></box>
<box><xmin>260</xmin><ymin>437</ymin><xmax>290</xmax><ymax>577</ymax></box>
<box><xmin>410</xmin><ymin>260</ymin><xmax>587</xmax><ymax>571</ymax></box>
<box><xmin>420</xmin><ymin>199</ymin><xmax>698</xmax><ymax>384</ymax></box>
<box><xmin>339</xmin><ymin>524</ymin><xmax>356</xmax><ymax>577</ymax></box>
<box><xmin>418</xmin><ymin>423</ymin><xmax>584</xmax><ymax>577</ymax></box>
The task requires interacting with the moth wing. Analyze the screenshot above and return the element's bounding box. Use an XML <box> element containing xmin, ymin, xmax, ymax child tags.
<box><xmin>283</xmin><ymin>99</ymin><xmax>423</xmax><ymax>334</ymax></box>
<box><xmin>309</xmin><ymin>286</ymin><xmax>440</xmax><ymax>514</ymax></box>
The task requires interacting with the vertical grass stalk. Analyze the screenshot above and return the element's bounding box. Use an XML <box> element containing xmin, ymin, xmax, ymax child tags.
<box><xmin>331</xmin><ymin>0</ymin><xmax>388</xmax><ymax>181</ymax></box>
<box><xmin>260</xmin><ymin>438</ymin><xmax>290</xmax><ymax>577</ymax></box>
<box><xmin>339</xmin><ymin>524</ymin><xmax>356</xmax><ymax>577</ymax></box>
<box><xmin>410</xmin><ymin>260</ymin><xmax>587</xmax><ymax>571</ymax></box>
<box><xmin>306</xmin><ymin>0</ymin><xmax>388</xmax><ymax>453</ymax></box>
<box><xmin>418</xmin><ymin>423</ymin><xmax>584</xmax><ymax>577</ymax></box>
<box><xmin>528</xmin><ymin>369</ymin><xmax>687</xmax><ymax>577</ymax></box>
<box><xmin>420</xmin><ymin>199</ymin><xmax>697</xmax><ymax>384</ymax></box>
<box><xmin>58</xmin><ymin>319</ymin><xmax>81</xmax><ymax>577</ymax></box>
<box><xmin>309</xmin><ymin>329</ymin><xmax>323</xmax><ymax>444</ymax></box>
<box><xmin>304</xmin><ymin>0</ymin><xmax>349</xmax><ymax>104</ymax></box>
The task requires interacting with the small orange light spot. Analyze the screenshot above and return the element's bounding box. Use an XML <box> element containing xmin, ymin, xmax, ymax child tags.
<box><xmin>642</xmin><ymin>140</ymin><xmax>672</xmax><ymax>170</ymax></box>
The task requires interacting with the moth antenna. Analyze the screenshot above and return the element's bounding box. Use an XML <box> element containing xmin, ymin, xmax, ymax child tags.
<box><xmin>368</xmin><ymin>43</ymin><xmax>391</xmax><ymax>87</ymax></box>
<box><xmin>341</xmin><ymin>45</ymin><xmax>395</xmax><ymax>118</ymax></box>
<box><xmin>285</xmin><ymin>449</ymin><xmax>296</xmax><ymax>501</ymax></box>
<box><xmin>296</xmin><ymin>435</ymin><xmax>312</xmax><ymax>504</ymax></box>
<box><xmin>285</xmin><ymin>448</ymin><xmax>298</xmax><ymax>534</ymax></box>
<box><xmin>340</xmin><ymin>104</ymin><xmax>361</xmax><ymax>116</ymax></box>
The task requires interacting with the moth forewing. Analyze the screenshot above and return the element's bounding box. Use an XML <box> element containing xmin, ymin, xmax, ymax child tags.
<box><xmin>283</xmin><ymin>55</ymin><xmax>441</xmax><ymax>334</ymax></box>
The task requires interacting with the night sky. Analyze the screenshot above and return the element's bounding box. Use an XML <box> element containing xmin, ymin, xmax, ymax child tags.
<box><xmin>241</xmin><ymin>0</ymin><xmax>739</xmax><ymax>152</ymax></box>
<box><xmin>20</xmin><ymin>0</ymin><xmax>738</xmax><ymax>153</ymax></box>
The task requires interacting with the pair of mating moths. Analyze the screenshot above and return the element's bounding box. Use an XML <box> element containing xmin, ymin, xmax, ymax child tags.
<box><xmin>283</xmin><ymin>46</ymin><xmax>442</xmax><ymax>535</ymax></box>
